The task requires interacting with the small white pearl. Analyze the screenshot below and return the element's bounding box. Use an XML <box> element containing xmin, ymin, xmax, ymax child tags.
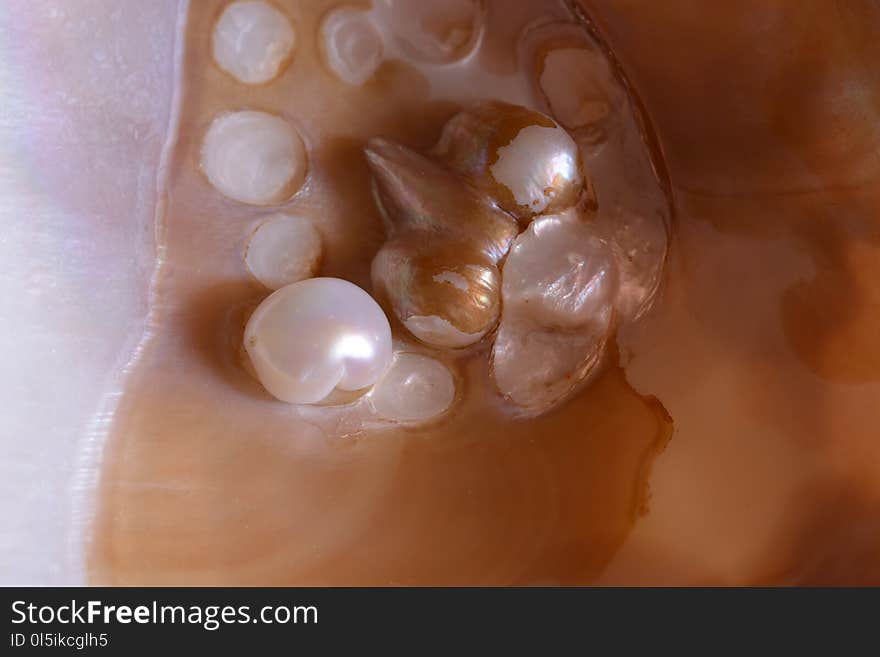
<box><xmin>375</xmin><ymin>0</ymin><xmax>483</xmax><ymax>64</ymax></box>
<box><xmin>370</xmin><ymin>353</ymin><xmax>455</xmax><ymax>422</ymax></box>
<box><xmin>245</xmin><ymin>213</ymin><xmax>322</xmax><ymax>290</ymax></box>
<box><xmin>489</xmin><ymin>123</ymin><xmax>580</xmax><ymax>216</ymax></box>
<box><xmin>320</xmin><ymin>7</ymin><xmax>384</xmax><ymax>86</ymax></box>
<box><xmin>212</xmin><ymin>1</ymin><xmax>296</xmax><ymax>85</ymax></box>
<box><xmin>201</xmin><ymin>111</ymin><xmax>307</xmax><ymax>206</ymax></box>
<box><xmin>244</xmin><ymin>278</ymin><xmax>392</xmax><ymax>404</ymax></box>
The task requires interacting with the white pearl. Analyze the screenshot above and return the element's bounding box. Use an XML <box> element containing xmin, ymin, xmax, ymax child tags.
<box><xmin>212</xmin><ymin>1</ymin><xmax>295</xmax><ymax>85</ymax></box>
<box><xmin>370</xmin><ymin>353</ymin><xmax>455</xmax><ymax>422</ymax></box>
<box><xmin>201</xmin><ymin>111</ymin><xmax>307</xmax><ymax>206</ymax></box>
<box><xmin>489</xmin><ymin>123</ymin><xmax>580</xmax><ymax>216</ymax></box>
<box><xmin>320</xmin><ymin>7</ymin><xmax>384</xmax><ymax>86</ymax></box>
<box><xmin>244</xmin><ymin>213</ymin><xmax>322</xmax><ymax>290</ymax></box>
<box><xmin>244</xmin><ymin>278</ymin><xmax>392</xmax><ymax>404</ymax></box>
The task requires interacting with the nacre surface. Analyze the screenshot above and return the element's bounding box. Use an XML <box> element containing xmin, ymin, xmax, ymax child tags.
<box><xmin>3</xmin><ymin>0</ymin><xmax>871</xmax><ymax>586</ymax></box>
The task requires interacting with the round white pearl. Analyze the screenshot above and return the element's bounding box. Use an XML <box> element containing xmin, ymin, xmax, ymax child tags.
<box><xmin>245</xmin><ymin>213</ymin><xmax>322</xmax><ymax>290</ymax></box>
<box><xmin>370</xmin><ymin>353</ymin><xmax>455</xmax><ymax>422</ymax></box>
<box><xmin>212</xmin><ymin>1</ymin><xmax>296</xmax><ymax>85</ymax></box>
<box><xmin>201</xmin><ymin>110</ymin><xmax>307</xmax><ymax>206</ymax></box>
<box><xmin>244</xmin><ymin>278</ymin><xmax>392</xmax><ymax>404</ymax></box>
<box><xmin>320</xmin><ymin>7</ymin><xmax>384</xmax><ymax>86</ymax></box>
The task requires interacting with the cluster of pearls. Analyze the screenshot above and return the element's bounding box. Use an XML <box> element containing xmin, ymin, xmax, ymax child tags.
<box><xmin>367</xmin><ymin>101</ymin><xmax>626</xmax><ymax>415</ymax></box>
<box><xmin>199</xmin><ymin>2</ymin><xmax>460</xmax><ymax>424</ymax></box>
<box><xmin>195</xmin><ymin>3</ymin><xmax>668</xmax><ymax>422</ymax></box>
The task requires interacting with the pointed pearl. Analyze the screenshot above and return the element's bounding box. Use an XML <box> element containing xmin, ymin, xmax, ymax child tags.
<box><xmin>366</xmin><ymin>138</ymin><xmax>518</xmax><ymax>349</ymax></box>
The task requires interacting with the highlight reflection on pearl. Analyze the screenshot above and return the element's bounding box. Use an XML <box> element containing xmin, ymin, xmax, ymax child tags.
<box><xmin>201</xmin><ymin>111</ymin><xmax>307</xmax><ymax>206</ymax></box>
<box><xmin>489</xmin><ymin>124</ymin><xmax>580</xmax><ymax>216</ymax></box>
<box><xmin>212</xmin><ymin>1</ymin><xmax>296</xmax><ymax>85</ymax></box>
<box><xmin>244</xmin><ymin>213</ymin><xmax>322</xmax><ymax>290</ymax></box>
<box><xmin>244</xmin><ymin>278</ymin><xmax>392</xmax><ymax>404</ymax></box>
<box><xmin>433</xmin><ymin>102</ymin><xmax>584</xmax><ymax>222</ymax></box>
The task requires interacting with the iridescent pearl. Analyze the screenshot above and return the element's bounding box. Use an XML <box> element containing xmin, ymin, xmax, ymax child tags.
<box><xmin>201</xmin><ymin>111</ymin><xmax>307</xmax><ymax>206</ymax></box>
<box><xmin>488</xmin><ymin>123</ymin><xmax>580</xmax><ymax>216</ymax></box>
<box><xmin>212</xmin><ymin>1</ymin><xmax>295</xmax><ymax>85</ymax></box>
<box><xmin>433</xmin><ymin>102</ymin><xmax>585</xmax><ymax>222</ymax></box>
<box><xmin>365</xmin><ymin>137</ymin><xmax>518</xmax><ymax>349</ymax></box>
<box><xmin>491</xmin><ymin>212</ymin><xmax>616</xmax><ymax>414</ymax></box>
<box><xmin>244</xmin><ymin>278</ymin><xmax>392</xmax><ymax>404</ymax></box>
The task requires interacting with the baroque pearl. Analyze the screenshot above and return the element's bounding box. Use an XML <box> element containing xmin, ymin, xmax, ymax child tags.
<box><xmin>320</xmin><ymin>7</ymin><xmax>384</xmax><ymax>86</ymax></box>
<box><xmin>244</xmin><ymin>213</ymin><xmax>322</xmax><ymax>290</ymax></box>
<box><xmin>433</xmin><ymin>101</ymin><xmax>585</xmax><ymax>222</ymax></box>
<box><xmin>244</xmin><ymin>278</ymin><xmax>392</xmax><ymax>404</ymax></box>
<box><xmin>489</xmin><ymin>124</ymin><xmax>580</xmax><ymax>215</ymax></box>
<box><xmin>366</xmin><ymin>137</ymin><xmax>518</xmax><ymax>349</ymax></box>
<box><xmin>212</xmin><ymin>1</ymin><xmax>296</xmax><ymax>85</ymax></box>
<box><xmin>491</xmin><ymin>213</ymin><xmax>616</xmax><ymax>415</ymax></box>
<box><xmin>370</xmin><ymin>353</ymin><xmax>455</xmax><ymax>422</ymax></box>
<box><xmin>201</xmin><ymin>111</ymin><xmax>307</xmax><ymax>206</ymax></box>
